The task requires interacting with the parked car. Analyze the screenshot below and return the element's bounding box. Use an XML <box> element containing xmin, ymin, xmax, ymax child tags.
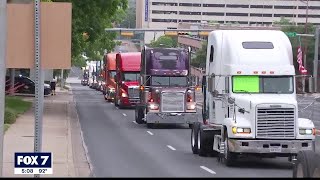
<box><xmin>5</xmin><ymin>75</ymin><xmax>52</xmax><ymax>96</ymax></box>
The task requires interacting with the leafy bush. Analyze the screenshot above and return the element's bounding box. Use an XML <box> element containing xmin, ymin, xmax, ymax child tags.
<box><xmin>4</xmin><ymin>108</ymin><xmax>17</xmax><ymax>124</ymax></box>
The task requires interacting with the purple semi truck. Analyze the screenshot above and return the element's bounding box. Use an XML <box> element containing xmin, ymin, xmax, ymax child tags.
<box><xmin>135</xmin><ymin>46</ymin><xmax>199</xmax><ymax>128</ymax></box>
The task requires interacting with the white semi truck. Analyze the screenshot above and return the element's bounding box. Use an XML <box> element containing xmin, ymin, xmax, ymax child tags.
<box><xmin>191</xmin><ymin>30</ymin><xmax>316</xmax><ymax>166</ymax></box>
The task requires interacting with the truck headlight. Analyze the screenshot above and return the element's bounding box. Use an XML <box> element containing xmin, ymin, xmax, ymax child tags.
<box><xmin>299</xmin><ymin>128</ymin><xmax>315</xmax><ymax>135</ymax></box>
<box><xmin>232</xmin><ymin>127</ymin><xmax>251</xmax><ymax>134</ymax></box>
<box><xmin>187</xmin><ymin>103</ymin><xmax>196</xmax><ymax>110</ymax></box>
<box><xmin>149</xmin><ymin>103</ymin><xmax>159</xmax><ymax>110</ymax></box>
<box><xmin>121</xmin><ymin>92</ymin><xmax>128</xmax><ymax>98</ymax></box>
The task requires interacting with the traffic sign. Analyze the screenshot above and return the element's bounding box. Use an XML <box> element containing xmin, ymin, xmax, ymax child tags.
<box><xmin>285</xmin><ymin>32</ymin><xmax>297</xmax><ymax>37</ymax></box>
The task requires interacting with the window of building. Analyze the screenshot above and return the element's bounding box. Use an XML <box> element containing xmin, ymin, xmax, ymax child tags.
<box><xmin>274</xmin><ymin>14</ymin><xmax>295</xmax><ymax>17</ymax></box>
<box><xmin>298</xmin><ymin>14</ymin><xmax>320</xmax><ymax>18</ymax></box>
<box><xmin>274</xmin><ymin>5</ymin><xmax>295</xmax><ymax>9</ymax></box>
<box><xmin>179</xmin><ymin>3</ymin><xmax>201</xmax><ymax>7</ymax></box>
<box><xmin>226</xmin><ymin>4</ymin><xmax>249</xmax><ymax>8</ymax></box>
<box><xmin>203</xmin><ymin>4</ymin><xmax>225</xmax><ymax>7</ymax></box>
<box><xmin>202</xmin><ymin>12</ymin><xmax>224</xmax><ymax>16</ymax></box>
<box><xmin>152</xmin><ymin>2</ymin><xmax>178</xmax><ymax>6</ymax></box>
<box><xmin>250</xmin><ymin>5</ymin><xmax>272</xmax><ymax>9</ymax></box>
<box><xmin>152</xmin><ymin>19</ymin><xmax>178</xmax><ymax>23</ymax></box>
<box><xmin>250</xmin><ymin>13</ymin><xmax>272</xmax><ymax>17</ymax></box>
<box><xmin>309</xmin><ymin>6</ymin><xmax>320</xmax><ymax>10</ymax></box>
<box><xmin>179</xmin><ymin>11</ymin><xmax>201</xmax><ymax>15</ymax></box>
<box><xmin>152</xmin><ymin>10</ymin><xmax>177</xmax><ymax>15</ymax></box>
<box><xmin>226</xmin><ymin>13</ymin><xmax>248</xmax><ymax>16</ymax></box>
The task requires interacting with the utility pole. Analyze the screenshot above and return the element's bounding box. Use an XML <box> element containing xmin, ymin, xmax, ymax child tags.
<box><xmin>34</xmin><ymin>0</ymin><xmax>44</xmax><ymax>177</ymax></box>
<box><xmin>302</xmin><ymin>0</ymin><xmax>309</xmax><ymax>92</ymax></box>
<box><xmin>314</xmin><ymin>27</ymin><xmax>319</xmax><ymax>93</ymax></box>
<box><xmin>0</xmin><ymin>0</ymin><xmax>7</xmax><ymax>176</ymax></box>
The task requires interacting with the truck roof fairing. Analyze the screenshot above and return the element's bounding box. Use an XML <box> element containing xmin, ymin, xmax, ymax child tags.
<box><xmin>144</xmin><ymin>47</ymin><xmax>190</xmax><ymax>76</ymax></box>
<box><xmin>116</xmin><ymin>52</ymin><xmax>141</xmax><ymax>72</ymax></box>
<box><xmin>105</xmin><ymin>53</ymin><xmax>116</xmax><ymax>71</ymax></box>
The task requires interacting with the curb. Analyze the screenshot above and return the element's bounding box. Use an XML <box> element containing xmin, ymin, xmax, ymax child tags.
<box><xmin>70</xmin><ymin>92</ymin><xmax>95</xmax><ymax>177</ymax></box>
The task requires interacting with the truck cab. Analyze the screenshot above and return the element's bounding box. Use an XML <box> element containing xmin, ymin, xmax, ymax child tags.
<box><xmin>191</xmin><ymin>30</ymin><xmax>316</xmax><ymax>166</ymax></box>
<box><xmin>114</xmin><ymin>52</ymin><xmax>141</xmax><ymax>108</ymax></box>
<box><xmin>135</xmin><ymin>47</ymin><xmax>199</xmax><ymax>128</ymax></box>
<box><xmin>103</xmin><ymin>53</ymin><xmax>117</xmax><ymax>101</ymax></box>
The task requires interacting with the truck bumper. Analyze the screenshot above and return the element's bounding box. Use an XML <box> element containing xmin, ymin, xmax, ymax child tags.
<box><xmin>228</xmin><ymin>139</ymin><xmax>315</xmax><ymax>155</ymax></box>
<box><xmin>146</xmin><ymin>112</ymin><xmax>199</xmax><ymax>124</ymax></box>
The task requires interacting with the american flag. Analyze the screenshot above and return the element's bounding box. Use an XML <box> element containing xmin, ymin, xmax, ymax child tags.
<box><xmin>297</xmin><ymin>46</ymin><xmax>307</xmax><ymax>74</ymax></box>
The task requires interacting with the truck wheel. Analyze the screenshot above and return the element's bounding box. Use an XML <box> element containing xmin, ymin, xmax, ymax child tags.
<box><xmin>198</xmin><ymin>127</ymin><xmax>217</xmax><ymax>157</ymax></box>
<box><xmin>223</xmin><ymin>131</ymin><xmax>236</xmax><ymax>166</ymax></box>
<box><xmin>293</xmin><ymin>150</ymin><xmax>320</xmax><ymax>178</ymax></box>
<box><xmin>135</xmin><ymin>108</ymin><xmax>144</xmax><ymax>124</ymax></box>
<box><xmin>200</xmin><ymin>129</ymin><xmax>219</xmax><ymax>157</ymax></box>
<box><xmin>191</xmin><ymin>122</ymin><xmax>200</xmax><ymax>154</ymax></box>
<box><xmin>118</xmin><ymin>99</ymin><xmax>123</xmax><ymax>109</ymax></box>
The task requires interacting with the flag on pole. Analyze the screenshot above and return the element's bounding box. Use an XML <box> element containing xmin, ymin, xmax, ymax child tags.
<box><xmin>297</xmin><ymin>46</ymin><xmax>307</xmax><ymax>74</ymax></box>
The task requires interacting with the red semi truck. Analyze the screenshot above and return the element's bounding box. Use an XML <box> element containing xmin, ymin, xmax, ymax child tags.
<box><xmin>103</xmin><ymin>53</ymin><xmax>117</xmax><ymax>102</ymax></box>
<box><xmin>114</xmin><ymin>52</ymin><xmax>141</xmax><ymax>108</ymax></box>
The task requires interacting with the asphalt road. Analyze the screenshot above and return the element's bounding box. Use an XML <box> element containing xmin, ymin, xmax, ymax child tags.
<box><xmin>71</xmin><ymin>83</ymin><xmax>311</xmax><ymax>178</ymax></box>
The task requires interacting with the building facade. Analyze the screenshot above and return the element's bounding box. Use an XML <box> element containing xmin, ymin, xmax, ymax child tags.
<box><xmin>136</xmin><ymin>0</ymin><xmax>320</xmax><ymax>43</ymax></box>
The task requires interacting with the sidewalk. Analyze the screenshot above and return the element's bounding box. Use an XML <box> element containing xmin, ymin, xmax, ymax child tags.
<box><xmin>3</xmin><ymin>86</ymin><xmax>91</xmax><ymax>177</ymax></box>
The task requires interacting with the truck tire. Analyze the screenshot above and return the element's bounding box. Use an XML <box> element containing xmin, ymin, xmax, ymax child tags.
<box><xmin>293</xmin><ymin>150</ymin><xmax>320</xmax><ymax>178</ymax></box>
<box><xmin>191</xmin><ymin>122</ymin><xmax>200</xmax><ymax>154</ymax></box>
<box><xmin>223</xmin><ymin>131</ymin><xmax>236</xmax><ymax>167</ymax></box>
<box><xmin>135</xmin><ymin>107</ymin><xmax>144</xmax><ymax>124</ymax></box>
<box><xmin>200</xmin><ymin>129</ymin><xmax>219</xmax><ymax>157</ymax></box>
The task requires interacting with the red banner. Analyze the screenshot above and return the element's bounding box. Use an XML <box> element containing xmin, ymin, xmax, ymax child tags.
<box><xmin>297</xmin><ymin>46</ymin><xmax>307</xmax><ymax>74</ymax></box>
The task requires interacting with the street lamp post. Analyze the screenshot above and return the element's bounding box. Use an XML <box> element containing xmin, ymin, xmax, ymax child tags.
<box><xmin>300</xmin><ymin>0</ymin><xmax>309</xmax><ymax>92</ymax></box>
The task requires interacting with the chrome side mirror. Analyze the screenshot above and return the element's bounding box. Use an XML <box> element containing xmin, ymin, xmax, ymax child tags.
<box><xmin>228</xmin><ymin>97</ymin><xmax>235</xmax><ymax>104</ymax></box>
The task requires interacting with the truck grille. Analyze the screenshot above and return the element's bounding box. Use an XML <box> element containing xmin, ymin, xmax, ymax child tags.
<box><xmin>256</xmin><ymin>106</ymin><xmax>295</xmax><ymax>139</ymax></box>
<box><xmin>161</xmin><ymin>92</ymin><xmax>185</xmax><ymax>112</ymax></box>
<box><xmin>128</xmin><ymin>87</ymin><xmax>139</xmax><ymax>98</ymax></box>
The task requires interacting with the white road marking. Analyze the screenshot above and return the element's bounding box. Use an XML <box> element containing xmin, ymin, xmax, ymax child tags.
<box><xmin>133</xmin><ymin>121</ymin><xmax>138</xmax><ymax>124</ymax></box>
<box><xmin>200</xmin><ymin>166</ymin><xmax>216</xmax><ymax>175</ymax></box>
<box><xmin>167</xmin><ymin>145</ymin><xmax>176</xmax><ymax>151</ymax></box>
<box><xmin>147</xmin><ymin>131</ymin><xmax>154</xmax><ymax>135</ymax></box>
<box><xmin>116</xmin><ymin>107</ymin><xmax>119</xmax><ymax>109</ymax></box>
<box><xmin>122</xmin><ymin>113</ymin><xmax>127</xmax><ymax>117</ymax></box>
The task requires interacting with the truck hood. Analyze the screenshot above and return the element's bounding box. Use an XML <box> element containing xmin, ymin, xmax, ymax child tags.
<box><xmin>233</xmin><ymin>94</ymin><xmax>297</xmax><ymax>107</ymax></box>
<box><xmin>123</xmin><ymin>81</ymin><xmax>139</xmax><ymax>87</ymax></box>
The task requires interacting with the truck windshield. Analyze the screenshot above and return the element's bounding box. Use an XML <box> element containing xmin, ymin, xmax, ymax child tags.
<box><xmin>123</xmin><ymin>73</ymin><xmax>140</xmax><ymax>82</ymax></box>
<box><xmin>109</xmin><ymin>71</ymin><xmax>116</xmax><ymax>79</ymax></box>
<box><xmin>232</xmin><ymin>75</ymin><xmax>294</xmax><ymax>94</ymax></box>
<box><xmin>151</xmin><ymin>76</ymin><xmax>187</xmax><ymax>86</ymax></box>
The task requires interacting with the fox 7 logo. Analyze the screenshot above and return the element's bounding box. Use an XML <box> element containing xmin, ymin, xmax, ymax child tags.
<box><xmin>15</xmin><ymin>153</ymin><xmax>52</xmax><ymax>168</ymax></box>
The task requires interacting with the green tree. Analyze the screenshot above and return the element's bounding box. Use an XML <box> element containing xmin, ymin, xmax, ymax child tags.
<box><xmin>191</xmin><ymin>41</ymin><xmax>207</xmax><ymax>68</ymax></box>
<box><xmin>149</xmin><ymin>36</ymin><xmax>177</xmax><ymax>48</ymax></box>
<box><xmin>119</xmin><ymin>6</ymin><xmax>136</xmax><ymax>28</ymax></box>
<box><xmin>274</xmin><ymin>17</ymin><xmax>315</xmax><ymax>74</ymax></box>
<box><xmin>52</xmin><ymin>0</ymin><xmax>128</xmax><ymax>67</ymax></box>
